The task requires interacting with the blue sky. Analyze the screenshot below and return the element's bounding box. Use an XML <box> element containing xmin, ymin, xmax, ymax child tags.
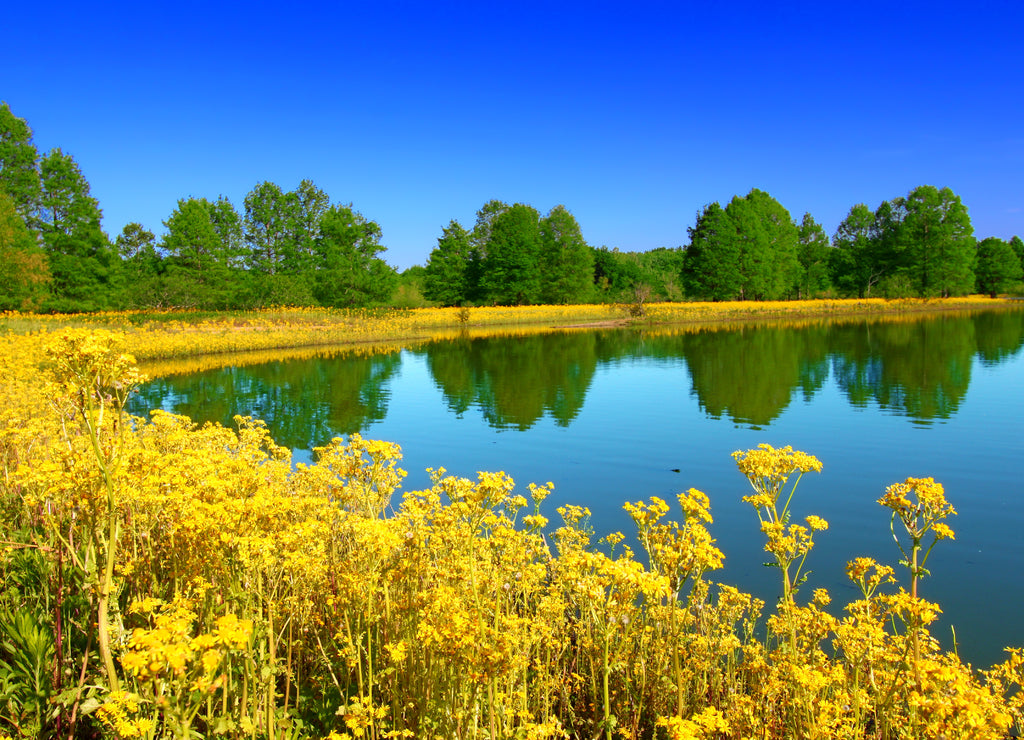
<box><xmin>3</xmin><ymin>1</ymin><xmax>1022</xmax><ymax>270</ymax></box>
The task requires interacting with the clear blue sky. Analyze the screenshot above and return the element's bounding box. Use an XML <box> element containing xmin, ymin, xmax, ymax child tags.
<box><xmin>3</xmin><ymin>1</ymin><xmax>1022</xmax><ymax>270</ymax></box>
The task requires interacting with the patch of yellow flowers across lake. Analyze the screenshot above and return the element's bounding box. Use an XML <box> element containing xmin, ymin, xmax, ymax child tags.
<box><xmin>1</xmin><ymin>298</ymin><xmax>1023</xmax><ymax>739</ymax></box>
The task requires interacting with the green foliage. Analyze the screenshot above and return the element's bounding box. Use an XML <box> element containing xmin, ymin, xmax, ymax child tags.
<box><xmin>243</xmin><ymin>179</ymin><xmax>329</xmax><ymax>277</ymax></box>
<box><xmin>0</xmin><ymin>608</ymin><xmax>56</xmax><ymax>735</ymax></box>
<box><xmin>593</xmin><ymin>246</ymin><xmax>682</xmax><ymax>303</ymax></box>
<box><xmin>593</xmin><ymin>246</ymin><xmax>643</xmax><ymax>300</ymax></box>
<box><xmin>732</xmin><ymin>189</ymin><xmax>801</xmax><ymax>300</ymax></box>
<box><xmin>313</xmin><ymin>204</ymin><xmax>397</xmax><ymax>307</ymax></box>
<box><xmin>391</xmin><ymin>266</ymin><xmax>431</xmax><ymax>308</ymax></box>
<box><xmin>539</xmin><ymin>205</ymin><xmax>594</xmax><ymax>304</ymax></box>
<box><xmin>831</xmin><ymin>187</ymin><xmax>977</xmax><ymax>299</ymax></box>
<box><xmin>0</xmin><ymin>193</ymin><xmax>50</xmax><ymax>311</ymax></box>
<box><xmin>796</xmin><ymin>212</ymin><xmax>833</xmax><ymax>297</ymax></box>
<box><xmin>899</xmin><ymin>185</ymin><xmax>975</xmax><ymax>297</ymax></box>
<box><xmin>478</xmin><ymin>203</ymin><xmax>542</xmax><ymax>305</ymax></box>
<box><xmin>831</xmin><ymin>203</ymin><xmax>882</xmax><ymax>296</ymax></box>
<box><xmin>975</xmin><ymin>236</ymin><xmax>1022</xmax><ymax>297</ymax></box>
<box><xmin>1011</xmin><ymin>236</ymin><xmax>1024</xmax><ymax>273</ymax></box>
<box><xmin>161</xmin><ymin>197</ymin><xmax>241</xmax><ymax>308</ymax></box>
<box><xmin>0</xmin><ymin>102</ymin><xmax>42</xmax><ymax>224</ymax></box>
<box><xmin>424</xmin><ymin>220</ymin><xmax>472</xmax><ymax>306</ymax></box>
<box><xmin>682</xmin><ymin>202</ymin><xmax>743</xmax><ymax>300</ymax></box>
<box><xmin>682</xmin><ymin>190</ymin><xmax>800</xmax><ymax>301</ymax></box>
<box><xmin>38</xmin><ymin>148</ymin><xmax>120</xmax><ymax>311</ymax></box>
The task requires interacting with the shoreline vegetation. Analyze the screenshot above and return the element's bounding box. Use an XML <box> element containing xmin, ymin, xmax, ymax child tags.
<box><xmin>2</xmin><ymin>299</ymin><xmax>1024</xmax><ymax>739</ymax></box>
<box><xmin>2</xmin><ymin>295</ymin><xmax>1019</xmax><ymax>375</ymax></box>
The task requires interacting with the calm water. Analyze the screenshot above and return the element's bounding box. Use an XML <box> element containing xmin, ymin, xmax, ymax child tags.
<box><xmin>132</xmin><ymin>307</ymin><xmax>1024</xmax><ymax>668</ymax></box>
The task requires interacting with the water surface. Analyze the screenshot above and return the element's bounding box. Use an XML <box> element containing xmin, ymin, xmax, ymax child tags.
<box><xmin>133</xmin><ymin>307</ymin><xmax>1024</xmax><ymax>667</ymax></box>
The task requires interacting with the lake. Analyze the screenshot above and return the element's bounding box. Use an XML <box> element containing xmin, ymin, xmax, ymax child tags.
<box><xmin>132</xmin><ymin>306</ymin><xmax>1024</xmax><ymax>668</ymax></box>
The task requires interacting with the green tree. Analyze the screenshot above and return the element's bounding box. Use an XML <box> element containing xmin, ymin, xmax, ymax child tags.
<box><xmin>242</xmin><ymin>179</ymin><xmax>328</xmax><ymax>280</ymax></box>
<box><xmin>796</xmin><ymin>212</ymin><xmax>832</xmax><ymax>297</ymax></box>
<box><xmin>115</xmin><ymin>222</ymin><xmax>156</xmax><ymax>261</ymax></box>
<box><xmin>897</xmin><ymin>185</ymin><xmax>975</xmax><ymax>296</ymax></box>
<box><xmin>1010</xmin><ymin>236</ymin><xmax>1024</xmax><ymax>276</ymax></box>
<box><xmin>478</xmin><ymin>203</ymin><xmax>542</xmax><ymax>305</ymax></box>
<box><xmin>593</xmin><ymin>246</ymin><xmax>643</xmax><ymax>300</ymax></box>
<box><xmin>974</xmin><ymin>236</ymin><xmax>1022</xmax><ymax>297</ymax></box>
<box><xmin>683</xmin><ymin>190</ymin><xmax>800</xmax><ymax>301</ymax></box>
<box><xmin>161</xmin><ymin>197</ymin><xmax>239</xmax><ymax>308</ymax></box>
<box><xmin>831</xmin><ymin>203</ymin><xmax>880</xmax><ymax>297</ymax></box>
<box><xmin>392</xmin><ymin>265</ymin><xmax>429</xmax><ymax>308</ymax></box>
<box><xmin>312</xmin><ymin>204</ymin><xmax>396</xmax><ymax>307</ymax></box>
<box><xmin>116</xmin><ymin>223</ymin><xmax>164</xmax><ymax>307</ymax></box>
<box><xmin>727</xmin><ymin>188</ymin><xmax>800</xmax><ymax>300</ymax></box>
<box><xmin>290</xmin><ymin>179</ymin><xmax>330</xmax><ymax>270</ymax></box>
<box><xmin>682</xmin><ymin>202</ymin><xmax>742</xmax><ymax>300</ymax></box>
<box><xmin>38</xmin><ymin>148</ymin><xmax>119</xmax><ymax>310</ymax></box>
<box><xmin>0</xmin><ymin>102</ymin><xmax>42</xmax><ymax>224</ymax></box>
<box><xmin>424</xmin><ymin>220</ymin><xmax>472</xmax><ymax>306</ymax></box>
<box><xmin>633</xmin><ymin>247</ymin><xmax>685</xmax><ymax>301</ymax></box>
<box><xmin>539</xmin><ymin>205</ymin><xmax>594</xmax><ymax>304</ymax></box>
<box><xmin>243</xmin><ymin>180</ymin><xmax>290</xmax><ymax>274</ymax></box>
<box><xmin>0</xmin><ymin>192</ymin><xmax>49</xmax><ymax>310</ymax></box>
<box><xmin>466</xmin><ymin>199</ymin><xmax>509</xmax><ymax>302</ymax></box>
<box><xmin>240</xmin><ymin>180</ymin><xmax>329</xmax><ymax>306</ymax></box>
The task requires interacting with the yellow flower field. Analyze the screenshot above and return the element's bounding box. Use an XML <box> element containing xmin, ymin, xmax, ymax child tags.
<box><xmin>1</xmin><ymin>301</ymin><xmax>1023</xmax><ymax>738</ymax></box>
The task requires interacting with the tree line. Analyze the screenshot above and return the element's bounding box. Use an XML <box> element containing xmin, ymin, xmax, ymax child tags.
<box><xmin>0</xmin><ymin>103</ymin><xmax>396</xmax><ymax>311</ymax></box>
<box><xmin>2</xmin><ymin>101</ymin><xmax>1022</xmax><ymax>312</ymax></box>
<box><xmin>423</xmin><ymin>188</ymin><xmax>1023</xmax><ymax>306</ymax></box>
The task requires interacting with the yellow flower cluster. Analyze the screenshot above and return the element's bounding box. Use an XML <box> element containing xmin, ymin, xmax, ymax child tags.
<box><xmin>1</xmin><ymin>321</ymin><xmax>1022</xmax><ymax>739</ymax></box>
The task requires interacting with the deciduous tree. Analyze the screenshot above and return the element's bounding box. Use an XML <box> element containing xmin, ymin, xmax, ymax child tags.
<box><xmin>682</xmin><ymin>202</ymin><xmax>742</xmax><ymax>300</ymax></box>
<box><xmin>478</xmin><ymin>203</ymin><xmax>542</xmax><ymax>305</ymax></box>
<box><xmin>161</xmin><ymin>197</ymin><xmax>240</xmax><ymax>307</ymax></box>
<box><xmin>539</xmin><ymin>205</ymin><xmax>593</xmax><ymax>304</ymax></box>
<box><xmin>796</xmin><ymin>212</ymin><xmax>832</xmax><ymax>297</ymax></box>
<box><xmin>830</xmin><ymin>203</ymin><xmax>878</xmax><ymax>296</ymax></box>
<box><xmin>898</xmin><ymin>185</ymin><xmax>975</xmax><ymax>297</ymax></box>
<box><xmin>0</xmin><ymin>192</ymin><xmax>49</xmax><ymax>309</ymax></box>
<box><xmin>974</xmin><ymin>236</ymin><xmax>1022</xmax><ymax>297</ymax></box>
<box><xmin>312</xmin><ymin>205</ymin><xmax>396</xmax><ymax>307</ymax></box>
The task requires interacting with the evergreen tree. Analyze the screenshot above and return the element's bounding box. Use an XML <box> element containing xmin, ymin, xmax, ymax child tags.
<box><xmin>38</xmin><ymin>148</ymin><xmax>119</xmax><ymax>310</ymax></box>
<box><xmin>466</xmin><ymin>199</ymin><xmax>509</xmax><ymax>303</ymax></box>
<box><xmin>729</xmin><ymin>189</ymin><xmax>800</xmax><ymax>300</ymax></box>
<box><xmin>0</xmin><ymin>102</ymin><xmax>42</xmax><ymax>224</ymax></box>
<box><xmin>423</xmin><ymin>220</ymin><xmax>472</xmax><ymax>306</ymax></box>
<box><xmin>684</xmin><ymin>190</ymin><xmax>800</xmax><ymax>301</ymax></box>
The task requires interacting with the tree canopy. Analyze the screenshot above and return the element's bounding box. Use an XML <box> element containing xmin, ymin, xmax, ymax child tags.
<box><xmin>682</xmin><ymin>189</ymin><xmax>800</xmax><ymax>301</ymax></box>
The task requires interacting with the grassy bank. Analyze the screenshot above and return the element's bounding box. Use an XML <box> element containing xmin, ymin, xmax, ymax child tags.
<box><xmin>1</xmin><ymin>296</ymin><xmax>1017</xmax><ymax>368</ymax></box>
